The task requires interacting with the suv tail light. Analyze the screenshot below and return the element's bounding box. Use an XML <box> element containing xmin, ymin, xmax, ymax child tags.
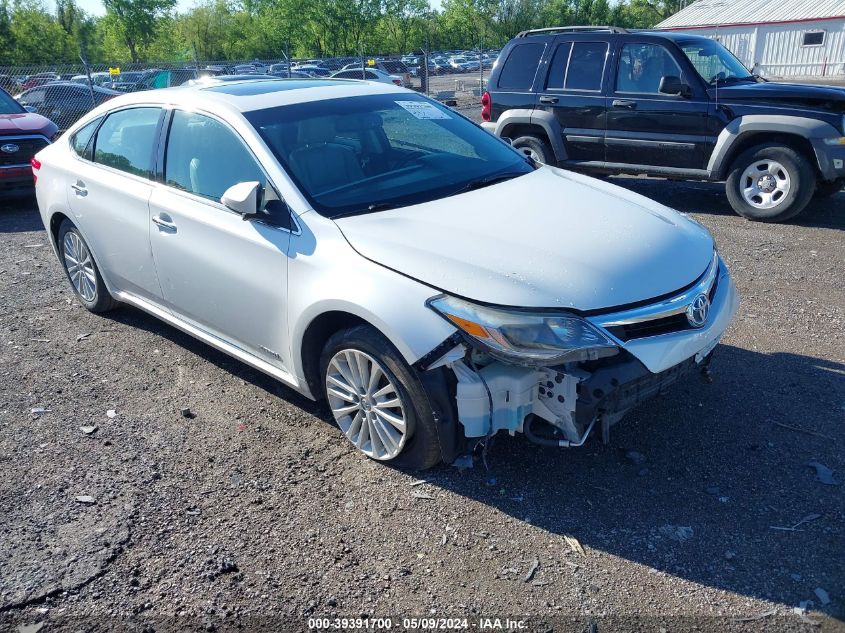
<box><xmin>481</xmin><ymin>91</ymin><xmax>491</xmax><ymax>122</ymax></box>
<box><xmin>392</xmin><ymin>78</ymin><xmax>402</xmax><ymax>86</ymax></box>
<box><xmin>31</xmin><ymin>157</ymin><xmax>41</xmax><ymax>184</ymax></box>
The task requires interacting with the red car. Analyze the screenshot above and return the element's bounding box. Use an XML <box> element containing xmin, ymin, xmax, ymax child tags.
<box><xmin>0</xmin><ymin>87</ymin><xmax>58</xmax><ymax>198</ymax></box>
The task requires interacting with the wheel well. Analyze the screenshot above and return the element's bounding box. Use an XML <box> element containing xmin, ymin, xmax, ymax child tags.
<box><xmin>300</xmin><ymin>311</ymin><xmax>367</xmax><ymax>399</ymax></box>
<box><xmin>500</xmin><ymin>123</ymin><xmax>550</xmax><ymax>144</ymax></box>
<box><xmin>49</xmin><ymin>212</ymin><xmax>70</xmax><ymax>246</ymax></box>
<box><xmin>722</xmin><ymin>132</ymin><xmax>819</xmax><ymax>179</ymax></box>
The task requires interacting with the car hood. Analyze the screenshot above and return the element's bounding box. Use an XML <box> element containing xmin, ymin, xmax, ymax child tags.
<box><xmin>0</xmin><ymin>112</ymin><xmax>56</xmax><ymax>136</ymax></box>
<box><xmin>334</xmin><ymin>167</ymin><xmax>714</xmax><ymax>311</ymax></box>
<box><xmin>711</xmin><ymin>80</ymin><xmax>845</xmax><ymax>109</ymax></box>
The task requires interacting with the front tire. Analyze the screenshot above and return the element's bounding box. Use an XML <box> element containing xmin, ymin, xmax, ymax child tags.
<box><xmin>320</xmin><ymin>325</ymin><xmax>442</xmax><ymax>470</ymax></box>
<box><xmin>725</xmin><ymin>144</ymin><xmax>815</xmax><ymax>222</ymax></box>
<box><xmin>512</xmin><ymin>135</ymin><xmax>555</xmax><ymax>165</ymax></box>
<box><xmin>57</xmin><ymin>219</ymin><xmax>118</xmax><ymax>313</ymax></box>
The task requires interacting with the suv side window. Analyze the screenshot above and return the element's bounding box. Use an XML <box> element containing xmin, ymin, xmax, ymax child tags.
<box><xmin>165</xmin><ymin>109</ymin><xmax>266</xmax><ymax>202</ymax></box>
<box><xmin>93</xmin><ymin>107</ymin><xmax>161</xmax><ymax>178</ymax></box>
<box><xmin>564</xmin><ymin>42</ymin><xmax>608</xmax><ymax>91</ymax></box>
<box><xmin>617</xmin><ymin>43</ymin><xmax>683</xmax><ymax>93</ymax></box>
<box><xmin>545</xmin><ymin>42</ymin><xmax>572</xmax><ymax>89</ymax></box>
<box><xmin>497</xmin><ymin>43</ymin><xmax>545</xmax><ymax>90</ymax></box>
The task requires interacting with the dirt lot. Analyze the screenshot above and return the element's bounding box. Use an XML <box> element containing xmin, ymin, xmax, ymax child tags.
<box><xmin>0</xmin><ymin>174</ymin><xmax>843</xmax><ymax>633</ymax></box>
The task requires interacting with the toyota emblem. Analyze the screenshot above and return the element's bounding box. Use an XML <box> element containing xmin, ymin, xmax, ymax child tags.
<box><xmin>686</xmin><ymin>293</ymin><xmax>710</xmax><ymax>328</ymax></box>
<box><xmin>0</xmin><ymin>143</ymin><xmax>20</xmax><ymax>154</ymax></box>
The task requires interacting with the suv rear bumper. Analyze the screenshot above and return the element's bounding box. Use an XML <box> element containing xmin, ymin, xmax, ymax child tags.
<box><xmin>481</xmin><ymin>121</ymin><xmax>496</xmax><ymax>133</ymax></box>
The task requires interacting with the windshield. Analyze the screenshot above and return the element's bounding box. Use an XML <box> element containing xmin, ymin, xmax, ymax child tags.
<box><xmin>246</xmin><ymin>93</ymin><xmax>532</xmax><ymax>218</ymax></box>
<box><xmin>0</xmin><ymin>89</ymin><xmax>24</xmax><ymax>114</ymax></box>
<box><xmin>679</xmin><ymin>39</ymin><xmax>754</xmax><ymax>84</ymax></box>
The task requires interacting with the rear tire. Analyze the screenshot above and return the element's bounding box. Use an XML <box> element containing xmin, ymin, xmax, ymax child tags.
<box><xmin>512</xmin><ymin>135</ymin><xmax>555</xmax><ymax>165</ymax></box>
<box><xmin>813</xmin><ymin>177</ymin><xmax>844</xmax><ymax>198</ymax></box>
<box><xmin>725</xmin><ymin>144</ymin><xmax>815</xmax><ymax>222</ymax></box>
<box><xmin>320</xmin><ymin>325</ymin><xmax>442</xmax><ymax>470</ymax></box>
<box><xmin>57</xmin><ymin>219</ymin><xmax>119</xmax><ymax>313</ymax></box>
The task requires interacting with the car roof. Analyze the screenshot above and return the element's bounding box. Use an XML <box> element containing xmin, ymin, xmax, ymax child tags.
<box><xmin>89</xmin><ymin>78</ymin><xmax>405</xmax><ymax>115</ymax></box>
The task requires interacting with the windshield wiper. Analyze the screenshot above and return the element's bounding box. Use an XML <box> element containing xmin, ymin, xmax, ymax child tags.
<box><xmin>449</xmin><ymin>171</ymin><xmax>528</xmax><ymax>197</ymax></box>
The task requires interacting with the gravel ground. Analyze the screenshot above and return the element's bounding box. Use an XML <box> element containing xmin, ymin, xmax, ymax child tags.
<box><xmin>0</xmin><ymin>172</ymin><xmax>843</xmax><ymax>633</ymax></box>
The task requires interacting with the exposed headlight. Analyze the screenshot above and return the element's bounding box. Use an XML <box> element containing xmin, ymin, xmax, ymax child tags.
<box><xmin>427</xmin><ymin>295</ymin><xmax>618</xmax><ymax>366</ymax></box>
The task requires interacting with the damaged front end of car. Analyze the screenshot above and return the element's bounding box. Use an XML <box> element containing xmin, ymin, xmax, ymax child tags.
<box><xmin>413</xmin><ymin>252</ymin><xmax>739</xmax><ymax>461</ymax></box>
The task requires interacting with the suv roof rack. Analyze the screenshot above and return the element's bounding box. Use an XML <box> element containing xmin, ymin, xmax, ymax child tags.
<box><xmin>516</xmin><ymin>26</ymin><xmax>628</xmax><ymax>37</ymax></box>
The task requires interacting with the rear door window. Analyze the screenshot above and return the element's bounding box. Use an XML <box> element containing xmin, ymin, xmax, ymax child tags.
<box><xmin>92</xmin><ymin>107</ymin><xmax>161</xmax><ymax>178</ymax></box>
<box><xmin>545</xmin><ymin>42</ymin><xmax>573</xmax><ymax>90</ymax></box>
<box><xmin>71</xmin><ymin>117</ymin><xmax>102</xmax><ymax>159</ymax></box>
<box><xmin>564</xmin><ymin>42</ymin><xmax>608</xmax><ymax>91</ymax></box>
<box><xmin>497</xmin><ymin>43</ymin><xmax>545</xmax><ymax>90</ymax></box>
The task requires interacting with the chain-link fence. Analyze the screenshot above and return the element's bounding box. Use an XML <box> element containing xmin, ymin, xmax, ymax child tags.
<box><xmin>1</xmin><ymin>50</ymin><xmax>497</xmax><ymax>132</ymax></box>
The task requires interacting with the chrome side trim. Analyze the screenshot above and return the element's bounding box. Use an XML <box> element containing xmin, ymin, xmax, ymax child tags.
<box><xmin>589</xmin><ymin>252</ymin><xmax>720</xmax><ymax>329</ymax></box>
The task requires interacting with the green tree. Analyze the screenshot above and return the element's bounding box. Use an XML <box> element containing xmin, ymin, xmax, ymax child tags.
<box><xmin>102</xmin><ymin>0</ymin><xmax>177</xmax><ymax>62</ymax></box>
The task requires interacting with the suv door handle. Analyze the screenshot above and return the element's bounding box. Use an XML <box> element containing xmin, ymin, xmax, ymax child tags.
<box><xmin>152</xmin><ymin>215</ymin><xmax>177</xmax><ymax>232</ymax></box>
<box><xmin>70</xmin><ymin>182</ymin><xmax>87</xmax><ymax>197</ymax></box>
<box><xmin>612</xmin><ymin>99</ymin><xmax>637</xmax><ymax>109</ymax></box>
<box><xmin>539</xmin><ymin>95</ymin><xmax>559</xmax><ymax>104</ymax></box>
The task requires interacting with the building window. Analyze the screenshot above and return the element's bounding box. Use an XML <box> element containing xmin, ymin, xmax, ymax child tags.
<box><xmin>802</xmin><ymin>31</ymin><xmax>825</xmax><ymax>47</ymax></box>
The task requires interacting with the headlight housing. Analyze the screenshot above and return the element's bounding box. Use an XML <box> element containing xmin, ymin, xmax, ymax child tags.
<box><xmin>427</xmin><ymin>295</ymin><xmax>618</xmax><ymax>366</ymax></box>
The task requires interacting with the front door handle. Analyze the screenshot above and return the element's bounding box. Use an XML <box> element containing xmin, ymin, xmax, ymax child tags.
<box><xmin>70</xmin><ymin>182</ymin><xmax>87</xmax><ymax>197</ymax></box>
<box><xmin>539</xmin><ymin>95</ymin><xmax>559</xmax><ymax>104</ymax></box>
<box><xmin>152</xmin><ymin>215</ymin><xmax>177</xmax><ymax>232</ymax></box>
<box><xmin>612</xmin><ymin>99</ymin><xmax>637</xmax><ymax>109</ymax></box>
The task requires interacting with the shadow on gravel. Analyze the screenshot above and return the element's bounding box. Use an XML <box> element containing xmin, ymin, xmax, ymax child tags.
<box><xmin>610</xmin><ymin>176</ymin><xmax>845</xmax><ymax>230</ymax></box>
<box><xmin>101</xmin><ymin>294</ymin><xmax>845</xmax><ymax>618</ymax></box>
<box><xmin>101</xmin><ymin>304</ymin><xmax>324</xmax><ymax>418</ymax></box>
<box><xmin>0</xmin><ymin>196</ymin><xmax>44</xmax><ymax>233</ymax></box>
<box><xmin>420</xmin><ymin>343</ymin><xmax>845</xmax><ymax>618</ymax></box>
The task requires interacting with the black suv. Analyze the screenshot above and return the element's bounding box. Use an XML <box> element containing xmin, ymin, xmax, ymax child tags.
<box><xmin>482</xmin><ymin>26</ymin><xmax>845</xmax><ymax>222</ymax></box>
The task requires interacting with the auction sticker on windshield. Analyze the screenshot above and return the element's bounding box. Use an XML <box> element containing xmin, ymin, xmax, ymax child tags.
<box><xmin>396</xmin><ymin>100</ymin><xmax>451</xmax><ymax>119</ymax></box>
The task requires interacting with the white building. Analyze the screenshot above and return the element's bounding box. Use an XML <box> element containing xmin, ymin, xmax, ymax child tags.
<box><xmin>655</xmin><ymin>0</ymin><xmax>845</xmax><ymax>79</ymax></box>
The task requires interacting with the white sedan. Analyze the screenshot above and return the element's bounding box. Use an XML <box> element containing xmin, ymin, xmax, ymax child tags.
<box><xmin>33</xmin><ymin>79</ymin><xmax>738</xmax><ymax>469</ymax></box>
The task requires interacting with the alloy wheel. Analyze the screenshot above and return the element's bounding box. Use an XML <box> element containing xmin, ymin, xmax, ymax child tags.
<box><xmin>740</xmin><ymin>159</ymin><xmax>791</xmax><ymax>209</ymax></box>
<box><xmin>62</xmin><ymin>231</ymin><xmax>97</xmax><ymax>302</ymax></box>
<box><xmin>325</xmin><ymin>349</ymin><xmax>409</xmax><ymax>460</ymax></box>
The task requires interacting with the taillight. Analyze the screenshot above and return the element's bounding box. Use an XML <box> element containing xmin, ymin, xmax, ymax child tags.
<box><xmin>31</xmin><ymin>157</ymin><xmax>40</xmax><ymax>184</ymax></box>
<box><xmin>392</xmin><ymin>79</ymin><xmax>401</xmax><ymax>85</ymax></box>
<box><xmin>481</xmin><ymin>91</ymin><xmax>491</xmax><ymax>122</ymax></box>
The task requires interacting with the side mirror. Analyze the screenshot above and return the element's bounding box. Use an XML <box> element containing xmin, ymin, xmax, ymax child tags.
<box><xmin>221</xmin><ymin>181</ymin><xmax>261</xmax><ymax>217</ymax></box>
<box><xmin>658</xmin><ymin>75</ymin><xmax>690</xmax><ymax>97</ymax></box>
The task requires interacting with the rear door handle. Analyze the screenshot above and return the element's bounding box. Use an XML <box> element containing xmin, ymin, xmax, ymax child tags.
<box><xmin>152</xmin><ymin>215</ymin><xmax>177</xmax><ymax>232</ymax></box>
<box><xmin>70</xmin><ymin>182</ymin><xmax>87</xmax><ymax>197</ymax></box>
<box><xmin>612</xmin><ymin>99</ymin><xmax>636</xmax><ymax>109</ymax></box>
<box><xmin>539</xmin><ymin>95</ymin><xmax>559</xmax><ymax>104</ymax></box>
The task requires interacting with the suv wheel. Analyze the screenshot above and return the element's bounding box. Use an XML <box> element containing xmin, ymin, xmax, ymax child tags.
<box><xmin>814</xmin><ymin>177</ymin><xmax>844</xmax><ymax>198</ymax></box>
<box><xmin>57</xmin><ymin>219</ymin><xmax>119</xmax><ymax>313</ymax></box>
<box><xmin>725</xmin><ymin>144</ymin><xmax>815</xmax><ymax>222</ymax></box>
<box><xmin>320</xmin><ymin>325</ymin><xmax>442</xmax><ymax>470</ymax></box>
<box><xmin>512</xmin><ymin>135</ymin><xmax>554</xmax><ymax>165</ymax></box>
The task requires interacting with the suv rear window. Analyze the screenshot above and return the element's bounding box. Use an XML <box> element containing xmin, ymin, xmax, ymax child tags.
<box><xmin>497</xmin><ymin>43</ymin><xmax>545</xmax><ymax>90</ymax></box>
